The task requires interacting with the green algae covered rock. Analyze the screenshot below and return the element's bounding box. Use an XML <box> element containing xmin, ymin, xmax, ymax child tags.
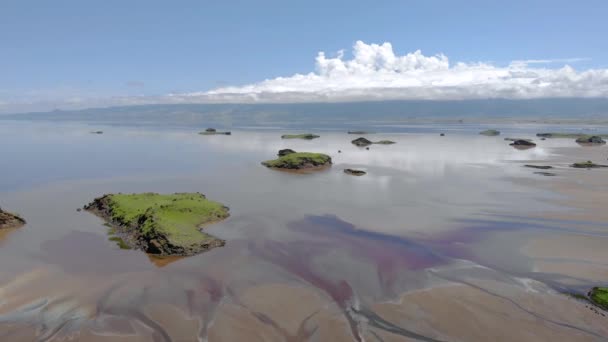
<box><xmin>262</xmin><ymin>152</ymin><xmax>332</xmax><ymax>170</ymax></box>
<box><xmin>85</xmin><ymin>193</ymin><xmax>229</xmax><ymax>256</ymax></box>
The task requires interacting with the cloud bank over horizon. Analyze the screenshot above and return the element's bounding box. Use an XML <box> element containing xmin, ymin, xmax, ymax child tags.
<box><xmin>2</xmin><ymin>40</ymin><xmax>608</xmax><ymax>113</ymax></box>
<box><xmin>179</xmin><ymin>40</ymin><xmax>607</xmax><ymax>103</ymax></box>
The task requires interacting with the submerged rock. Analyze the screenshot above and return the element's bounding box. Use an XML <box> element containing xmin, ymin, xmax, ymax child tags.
<box><xmin>199</xmin><ymin>128</ymin><xmax>231</xmax><ymax>135</ymax></box>
<box><xmin>440</xmin><ymin>133</ymin><xmax>445</xmax><ymax>136</ymax></box>
<box><xmin>90</xmin><ymin>131</ymin><xmax>103</xmax><ymax>134</ymax></box>
<box><xmin>570</xmin><ymin>161</ymin><xmax>608</xmax><ymax>169</ymax></box>
<box><xmin>348</xmin><ymin>131</ymin><xmax>372</xmax><ymax>134</ymax></box>
<box><xmin>0</xmin><ymin>207</ymin><xmax>25</xmax><ymax>229</ymax></box>
<box><xmin>281</xmin><ymin>134</ymin><xmax>320</xmax><ymax>140</ymax></box>
<box><xmin>504</xmin><ymin>138</ymin><xmax>532</xmax><ymax>142</ymax></box>
<box><xmin>375</xmin><ymin>140</ymin><xmax>396</xmax><ymax>145</ymax></box>
<box><xmin>84</xmin><ymin>193</ymin><xmax>229</xmax><ymax>256</ymax></box>
<box><xmin>534</xmin><ymin>172</ymin><xmax>556</xmax><ymax>177</ymax></box>
<box><xmin>262</xmin><ymin>152</ymin><xmax>332</xmax><ymax>170</ymax></box>
<box><xmin>524</xmin><ymin>165</ymin><xmax>553</xmax><ymax>170</ymax></box>
<box><xmin>344</xmin><ymin>169</ymin><xmax>366</xmax><ymax>176</ymax></box>
<box><xmin>479</xmin><ymin>129</ymin><xmax>500</xmax><ymax>136</ymax></box>
<box><xmin>278</xmin><ymin>149</ymin><xmax>296</xmax><ymax>157</ymax></box>
<box><xmin>575</xmin><ymin>135</ymin><xmax>606</xmax><ymax>145</ymax></box>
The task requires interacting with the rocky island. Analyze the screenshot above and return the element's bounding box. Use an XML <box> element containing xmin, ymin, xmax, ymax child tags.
<box><xmin>509</xmin><ymin>139</ymin><xmax>536</xmax><ymax>148</ymax></box>
<box><xmin>575</xmin><ymin>135</ymin><xmax>606</xmax><ymax>145</ymax></box>
<box><xmin>479</xmin><ymin>129</ymin><xmax>500</xmax><ymax>136</ymax></box>
<box><xmin>199</xmin><ymin>128</ymin><xmax>231</xmax><ymax>135</ymax></box>
<box><xmin>0</xmin><ymin>207</ymin><xmax>25</xmax><ymax>229</ymax></box>
<box><xmin>84</xmin><ymin>192</ymin><xmax>230</xmax><ymax>256</ymax></box>
<box><xmin>351</xmin><ymin>137</ymin><xmax>396</xmax><ymax>147</ymax></box>
<box><xmin>281</xmin><ymin>133</ymin><xmax>320</xmax><ymax>140</ymax></box>
<box><xmin>570</xmin><ymin>161</ymin><xmax>608</xmax><ymax>169</ymax></box>
<box><xmin>262</xmin><ymin>152</ymin><xmax>332</xmax><ymax>171</ymax></box>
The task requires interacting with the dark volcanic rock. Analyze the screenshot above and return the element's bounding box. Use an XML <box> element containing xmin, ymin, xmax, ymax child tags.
<box><xmin>0</xmin><ymin>207</ymin><xmax>26</xmax><ymax>229</ymax></box>
<box><xmin>524</xmin><ymin>165</ymin><xmax>553</xmax><ymax>170</ymax></box>
<box><xmin>351</xmin><ymin>137</ymin><xmax>373</xmax><ymax>147</ymax></box>
<box><xmin>510</xmin><ymin>139</ymin><xmax>536</xmax><ymax>147</ymax></box>
<box><xmin>278</xmin><ymin>149</ymin><xmax>296</xmax><ymax>157</ymax></box>
<box><xmin>344</xmin><ymin>169</ymin><xmax>366</xmax><ymax>176</ymax></box>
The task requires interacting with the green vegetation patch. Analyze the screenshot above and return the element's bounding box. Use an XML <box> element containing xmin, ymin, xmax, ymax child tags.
<box><xmin>109</xmin><ymin>236</ymin><xmax>132</xmax><ymax>249</ymax></box>
<box><xmin>589</xmin><ymin>287</ymin><xmax>608</xmax><ymax>310</ymax></box>
<box><xmin>262</xmin><ymin>152</ymin><xmax>332</xmax><ymax>169</ymax></box>
<box><xmin>86</xmin><ymin>193</ymin><xmax>229</xmax><ymax>255</ymax></box>
<box><xmin>281</xmin><ymin>133</ymin><xmax>320</xmax><ymax>140</ymax></box>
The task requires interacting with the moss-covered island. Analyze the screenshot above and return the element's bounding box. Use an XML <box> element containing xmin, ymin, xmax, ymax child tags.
<box><xmin>84</xmin><ymin>193</ymin><xmax>230</xmax><ymax>256</ymax></box>
<box><xmin>199</xmin><ymin>128</ymin><xmax>231</xmax><ymax>135</ymax></box>
<box><xmin>479</xmin><ymin>129</ymin><xmax>500</xmax><ymax>136</ymax></box>
<box><xmin>0</xmin><ymin>207</ymin><xmax>26</xmax><ymax>229</ymax></box>
<box><xmin>262</xmin><ymin>152</ymin><xmax>332</xmax><ymax>170</ymax></box>
<box><xmin>589</xmin><ymin>287</ymin><xmax>608</xmax><ymax>310</ymax></box>
<box><xmin>570</xmin><ymin>161</ymin><xmax>608</xmax><ymax>169</ymax></box>
<box><xmin>575</xmin><ymin>135</ymin><xmax>606</xmax><ymax>145</ymax></box>
<box><xmin>281</xmin><ymin>133</ymin><xmax>320</xmax><ymax>140</ymax></box>
<box><xmin>351</xmin><ymin>137</ymin><xmax>396</xmax><ymax>147</ymax></box>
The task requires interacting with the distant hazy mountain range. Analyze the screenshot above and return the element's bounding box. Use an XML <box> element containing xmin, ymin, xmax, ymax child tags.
<box><xmin>3</xmin><ymin>98</ymin><xmax>608</xmax><ymax>128</ymax></box>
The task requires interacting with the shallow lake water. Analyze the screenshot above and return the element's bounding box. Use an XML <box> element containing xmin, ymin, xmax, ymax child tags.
<box><xmin>1</xmin><ymin>120</ymin><xmax>607</xmax><ymax>341</ymax></box>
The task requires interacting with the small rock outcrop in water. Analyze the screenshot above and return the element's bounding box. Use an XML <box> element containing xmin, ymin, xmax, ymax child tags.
<box><xmin>0</xmin><ymin>207</ymin><xmax>26</xmax><ymax>229</ymax></box>
<box><xmin>351</xmin><ymin>137</ymin><xmax>396</xmax><ymax>147</ymax></box>
<box><xmin>479</xmin><ymin>129</ymin><xmax>500</xmax><ymax>136</ymax></box>
<box><xmin>262</xmin><ymin>152</ymin><xmax>332</xmax><ymax>170</ymax></box>
<box><xmin>440</xmin><ymin>133</ymin><xmax>445</xmax><ymax>136</ymax></box>
<box><xmin>570</xmin><ymin>161</ymin><xmax>608</xmax><ymax>169</ymax></box>
<box><xmin>534</xmin><ymin>172</ymin><xmax>556</xmax><ymax>177</ymax></box>
<box><xmin>524</xmin><ymin>165</ymin><xmax>553</xmax><ymax>170</ymax></box>
<box><xmin>278</xmin><ymin>149</ymin><xmax>296</xmax><ymax>157</ymax></box>
<box><xmin>199</xmin><ymin>128</ymin><xmax>231</xmax><ymax>135</ymax></box>
<box><xmin>281</xmin><ymin>134</ymin><xmax>320</xmax><ymax>140</ymax></box>
<box><xmin>509</xmin><ymin>139</ymin><xmax>536</xmax><ymax>148</ymax></box>
<box><xmin>344</xmin><ymin>169</ymin><xmax>366</xmax><ymax>176</ymax></box>
<box><xmin>90</xmin><ymin>131</ymin><xmax>103</xmax><ymax>134</ymax></box>
<box><xmin>575</xmin><ymin>135</ymin><xmax>606</xmax><ymax>145</ymax></box>
<box><xmin>84</xmin><ymin>193</ymin><xmax>229</xmax><ymax>256</ymax></box>
<box><xmin>352</xmin><ymin>137</ymin><xmax>373</xmax><ymax>147</ymax></box>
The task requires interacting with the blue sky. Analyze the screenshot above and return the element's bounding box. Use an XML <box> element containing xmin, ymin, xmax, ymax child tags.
<box><xmin>1</xmin><ymin>0</ymin><xmax>608</xmax><ymax>112</ymax></box>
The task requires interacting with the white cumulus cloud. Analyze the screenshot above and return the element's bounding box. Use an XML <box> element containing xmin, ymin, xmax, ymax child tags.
<box><xmin>173</xmin><ymin>40</ymin><xmax>608</xmax><ymax>102</ymax></box>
